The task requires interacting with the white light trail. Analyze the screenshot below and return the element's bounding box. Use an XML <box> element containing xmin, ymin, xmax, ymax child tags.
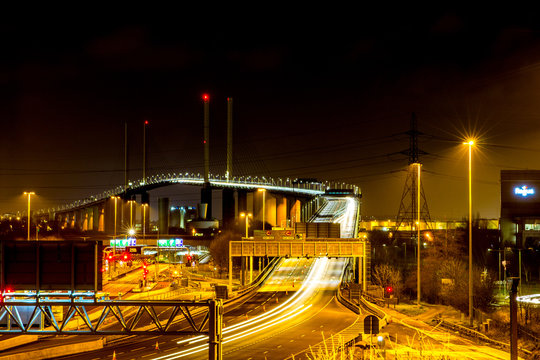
<box><xmin>152</xmin><ymin>258</ymin><xmax>332</xmax><ymax>360</ymax></box>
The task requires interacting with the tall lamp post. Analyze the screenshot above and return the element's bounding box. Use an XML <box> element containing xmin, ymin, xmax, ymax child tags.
<box><xmin>128</xmin><ymin>200</ymin><xmax>135</xmax><ymax>229</ymax></box>
<box><xmin>464</xmin><ymin>139</ymin><xmax>475</xmax><ymax>326</ymax></box>
<box><xmin>258</xmin><ymin>188</ymin><xmax>266</xmax><ymax>230</ymax></box>
<box><xmin>240</xmin><ymin>212</ymin><xmax>252</xmax><ymax>238</ymax></box>
<box><xmin>111</xmin><ymin>196</ymin><xmax>119</xmax><ymax>275</ymax></box>
<box><xmin>142</xmin><ymin>203</ymin><xmax>148</xmax><ymax>239</ymax></box>
<box><xmin>416</xmin><ymin>163</ymin><xmax>421</xmax><ymax>306</ymax></box>
<box><xmin>23</xmin><ymin>192</ymin><xmax>35</xmax><ymax>241</ymax></box>
<box><xmin>240</xmin><ymin>212</ymin><xmax>253</xmax><ymax>283</ymax></box>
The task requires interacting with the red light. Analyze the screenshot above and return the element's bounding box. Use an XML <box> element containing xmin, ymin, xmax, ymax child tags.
<box><xmin>386</xmin><ymin>286</ymin><xmax>393</xmax><ymax>293</ymax></box>
<box><xmin>144</xmin><ymin>120</ymin><xmax>149</xmax><ymax>125</ymax></box>
<box><xmin>108</xmin><ymin>254</ymin><xmax>113</xmax><ymax>261</ymax></box>
<box><xmin>123</xmin><ymin>254</ymin><xmax>128</xmax><ymax>260</ymax></box>
<box><xmin>203</xmin><ymin>94</ymin><xmax>209</xmax><ymax>101</ymax></box>
<box><xmin>203</xmin><ymin>140</ymin><xmax>206</xmax><ymax>144</ymax></box>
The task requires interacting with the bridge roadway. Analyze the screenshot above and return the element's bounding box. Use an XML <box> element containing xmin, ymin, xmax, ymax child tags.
<box><xmin>53</xmin><ymin>258</ymin><xmax>355</xmax><ymax>360</ymax></box>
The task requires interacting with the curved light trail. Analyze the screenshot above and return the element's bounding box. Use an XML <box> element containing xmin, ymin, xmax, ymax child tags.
<box><xmin>152</xmin><ymin>257</ymin><xmax>343</xmax><ymax>360</ymax></box>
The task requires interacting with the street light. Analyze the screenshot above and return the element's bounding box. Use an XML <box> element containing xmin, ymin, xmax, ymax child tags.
<box><xmin>240</xmin><ymin>212</ymin><xmax>252</xmax><ymax>238</ymax></box>
<box><xmin>416</xmin><ymin>163</ymin><xmax>421</xmax><ymax>307</ymax></box>
<box><xmin>111</xmin><ymin>196</ymin><xmax>120</xmax><ymax>275</ymax></box>
<box><xmin>463</xmin><ymin>139</ymin><xmax>475</xmax><ymax>326</ymax></box>
<box><xmin>258</xmin><ymin>188</ymin><xmax>266</xmax><ymax>230</ymax></box>
<box><xmin>142</xmin><ymin>203</ymin><xmax>148</xmax><ymax>239</ymax></box>
<box><xmin>128</xmin><ymin>200</ymin><xmax>135</xmax><ymax>229</ymax></box>
<box><xmin>23</xmin><ymin>192</ymin><xmax>35</xmax><ymax>241</ymax></box>
<box><xmin>111</xmin><ymin>196</ymin><xmax>119</xmax><ymax>240</ymax></box>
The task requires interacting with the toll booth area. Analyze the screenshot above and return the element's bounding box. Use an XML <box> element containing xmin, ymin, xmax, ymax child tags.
<box><xmin>228</xmin><ymin>228</ymin><xmax>369</xmax><ymax>290</ymax></box>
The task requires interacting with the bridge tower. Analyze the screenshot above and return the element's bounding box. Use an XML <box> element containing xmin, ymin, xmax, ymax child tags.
<box><xmin>396</xmin><ymin>113</ymin><xmax>432</xmax><ymax>238</ymax></box>
<box><xmin>201</xmin><ymin>93</ymin><xmax>213</xmax><ymax>218</ymax></box>
<box><xmin>223</xmin><ymin>97</ymin><xmax>235</xmax><ymax>228</ymax></box>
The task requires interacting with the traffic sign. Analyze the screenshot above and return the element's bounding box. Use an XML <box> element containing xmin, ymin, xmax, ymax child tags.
<box><xmin>364</xmin><ymin>315</ymin><xmax>379</xmax><ymax>334</ymax></box>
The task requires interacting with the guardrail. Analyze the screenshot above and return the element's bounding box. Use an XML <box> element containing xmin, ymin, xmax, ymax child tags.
<box><xmin>232</xmin><ymin>257</ymin><xmax>282</xmax><ymax>299</ymax></box>
<box><xmin>518</xmin><ymin>324</ymin><xmax>540</xmax><ymax>345</ymax></box>
<box><xmin>40</xmin><ymin>174</ymin><xmax>361</xmax><ymax>215</ymax></box>
<box><xmin>433</xmin><ymin>318</ymin><xmax>533</xmax><ymax>357</ymax></box>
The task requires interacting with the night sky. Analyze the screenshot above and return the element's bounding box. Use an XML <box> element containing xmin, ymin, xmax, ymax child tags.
<box><xmin>2</xmin><ymin>9</ymin><xmax>540</xmax><ymax>220</ymax></box>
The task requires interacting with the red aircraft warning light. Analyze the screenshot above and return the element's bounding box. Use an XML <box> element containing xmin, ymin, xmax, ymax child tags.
<box><xmin>202</xmin><ymin>93</ymin><xmax>210</xmax><ymax>101</ymax></box>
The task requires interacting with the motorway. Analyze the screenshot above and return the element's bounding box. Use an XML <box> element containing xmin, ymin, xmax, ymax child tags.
<box><xmin>54</xmin><ymin>257</ymin><xmax>357</xmax><ymax>360</ymax></box>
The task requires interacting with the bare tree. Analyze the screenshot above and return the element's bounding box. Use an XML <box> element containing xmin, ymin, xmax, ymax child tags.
<box><xmin>372</xmin><ymin>264</ymin><xmax>403</xmax><ymax>297</ymax></box>
<box><xmin>209</xmin><ymin>230</ymin><xmax>241</xmax><ymax>276</ymax></box>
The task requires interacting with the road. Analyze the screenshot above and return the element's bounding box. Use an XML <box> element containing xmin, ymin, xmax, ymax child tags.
<box><xmin>54</xmin><ymin>257</ymin><xmax>357</xmax><ymax>360</ymax></box>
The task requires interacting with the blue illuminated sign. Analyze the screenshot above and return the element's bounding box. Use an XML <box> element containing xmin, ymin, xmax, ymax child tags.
<box><xmin>514</xmin><ymin>185</ymin><xmax>535</xmax><ymax>197</ymax></box>
<box><xmin>158</xmin><ymin>238</ymin><xmax>184</xmax><ymax>247</ymax></box>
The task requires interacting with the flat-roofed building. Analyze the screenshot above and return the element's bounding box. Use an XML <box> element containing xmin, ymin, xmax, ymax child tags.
<box><xmin>501</xmin><ymin>170</ymin><xmax>540</xmax><ymax>249</ymax></box>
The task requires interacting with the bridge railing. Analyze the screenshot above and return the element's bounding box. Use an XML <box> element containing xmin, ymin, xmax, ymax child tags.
<box><xmin>42</xmin><ymin>173</ymin><xmax>360</xmax><ymax>215</ymax></box>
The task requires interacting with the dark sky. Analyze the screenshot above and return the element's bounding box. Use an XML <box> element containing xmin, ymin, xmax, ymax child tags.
<box><xmin>2</xmin><ymin>8</ymin><xmax>540</xmax><ymax>220</ymax></box>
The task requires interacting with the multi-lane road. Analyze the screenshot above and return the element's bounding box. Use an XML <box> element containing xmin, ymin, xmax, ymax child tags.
<box><xmin>55</xmin><ymin>257</ymin><xmax>357</xmax><ymax>360</ymax></box>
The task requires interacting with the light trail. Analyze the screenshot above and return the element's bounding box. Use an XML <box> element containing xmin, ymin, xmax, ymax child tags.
<box><xmin>517</xmin><ymin>293</ymin><xmax>540</xmax><ymax>306</ymax></box>
<box><xmin>152</xmin><ymin>258</ymin><xmax>334</xmax><ymax>360</ymax></box>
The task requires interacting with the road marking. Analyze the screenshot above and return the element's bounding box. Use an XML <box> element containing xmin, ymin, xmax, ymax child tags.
<box><xmin>277</xmin><ymin>345</ymin><xmax>282</xmax><ymax>348</ymax></box>
<box><xmin>142</xmin><ymin>353</ymin><xmax>154</xmax><ymax>358</ymax></box>
<box><xmin>132</xmin><ymin>347</ymin><xmax>145</xmax><ymax>351</ymax></box>
<box><xmin>290</xmin><ymin>339</ymin><xmax>294</xmax><ymax>342</ymax></box>
<box><xmin>301</xmin><ymin>334</ymin><xmax>305</xmax><ymax>337</ymax></box>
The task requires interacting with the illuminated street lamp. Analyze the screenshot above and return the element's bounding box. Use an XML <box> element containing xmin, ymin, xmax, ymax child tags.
<box><xmin>240</xmin><ymin>212</ymin><xmax>252</xmax><ymax>238</ymax></box>
<box><xmin>463</xmin><ymin>139</ymin><xmax>475</xmax><ymax>326</ymax></box>
<box><xmin>128</xmin><ymin>200</ymin><xmax>135</xmax><ymax>229</ymax></box>
<box><xmin>111</xmin><ymin>196</ymin><xmax>120</xmax><ymax>275</ymax></box>
<box><xmin>415</xmin><ymin>163</ymin><xmax>421</xmax><ymax>307</ymax></box>
<box><xmin>23</xmin><ymin>192</ymin><xmax>35</xmax><ymax>241</ymax></box>
<box><xmin>111</xmin><ymin>196</ymin><xmax>120</xmax><ymax>240</ymax></box>
<box><xmin>142</xmin><ymin>203</ymin><xmax>148</xmax><ymax>239</ymax></box>
<box><xmin>258</xmin><ymin>188</ymin><xmax>266</xmax><ymax>230</ymax></box>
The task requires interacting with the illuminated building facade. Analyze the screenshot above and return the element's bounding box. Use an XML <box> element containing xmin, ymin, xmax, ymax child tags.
<box><xmin>500</xmin><ymin>170</ymin><xmax>540</xmax><ymax>248</ymax></box>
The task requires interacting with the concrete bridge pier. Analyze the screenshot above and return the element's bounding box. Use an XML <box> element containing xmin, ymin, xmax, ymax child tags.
<box><xmin>276</xmin><ymin>195</ymin><xmax>287</xmax><ymax>228</ymax></box>
<box><xmin>288</xmin><ymin>197</ymin><xmax>302</xmax><ymax>226</ymax></box>
<box><xmin>158</xmin><ymin>197</ymin><xmax>170</xmax><ymax>235</ymax></box>
<box><xmin>201</xmin><ymin>183</ymin><xmax>212</xmax><ymax>220</ymax></box>
<box><xmin>222</xmin><ymin>188</ymin><xmax>235</xmax><ymax>229</ymax></box>
<box><xmin>140</xmin><ymin>192</ymin><xmax>150</xmax><ymax>236</ymax></box>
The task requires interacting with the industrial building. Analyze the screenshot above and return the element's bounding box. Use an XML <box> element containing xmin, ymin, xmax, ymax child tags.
<box><xmin>500</xmin><ymin>170</ymin><xmax>540</xmax><ymax>249</ymax></box>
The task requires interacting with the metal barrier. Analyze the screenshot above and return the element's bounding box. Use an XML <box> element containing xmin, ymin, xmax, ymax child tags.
<box><xmin>433</xmin><ymin>318</ymin><xmax>533</xmax><ymax>357</ymax></box>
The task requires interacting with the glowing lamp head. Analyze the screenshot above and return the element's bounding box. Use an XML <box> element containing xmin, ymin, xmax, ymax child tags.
<box><xmin>202</xmin><ymin>94</ymin><xmax>209</xmax><ymax>101</ymax></box>
<box><xmin>463</xmin><ymin>140</ymin><xmax>475</xmax><ymax>146</ymax></box>
<box><xmin>144</xmin><ymin>120</ymin><xmax>149</xmax><ymax>125</ymax></box>
<box><xmin>128</xmin><ymin>228</ymin><xmax>136</xmax><ymax>236</ymax></box>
